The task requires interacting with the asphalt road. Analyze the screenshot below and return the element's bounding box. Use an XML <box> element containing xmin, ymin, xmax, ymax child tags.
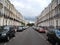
<box><xmin>0</xmin><ymin>27</ymin><xmax>52</xmax><ymax>45</ymax></box>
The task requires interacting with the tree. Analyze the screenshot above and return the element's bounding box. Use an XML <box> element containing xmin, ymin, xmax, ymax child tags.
<box><xmin>27</xmin><ymin>23</ymin><xmax>34</xmax><ymax>26</ymax></box>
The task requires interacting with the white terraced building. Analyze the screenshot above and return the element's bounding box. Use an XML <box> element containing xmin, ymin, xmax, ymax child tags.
<box><xmin>36</xmin><ymin>0</ymin><xmax>60</xmax><ymax>28</ymax></box>
<box><xmin>0</xmin><ymin>0</ymin><xmax>24</xmax><ymax>26</ymax></box>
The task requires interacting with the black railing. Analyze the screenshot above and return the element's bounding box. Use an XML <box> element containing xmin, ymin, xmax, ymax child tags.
<box><xmin>37</xmin><ymin>13</ymin><xmax>60</xmax><ymax>24</ymax></box>
<box><xmin>0</xmin><ymin>12</ymin><xmax>21</xmax><ymax>23</ymax></box>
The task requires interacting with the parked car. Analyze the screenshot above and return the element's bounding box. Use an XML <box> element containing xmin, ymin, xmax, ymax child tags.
<box><xmin>38</xmin><ymin>28</ymin><xmax>45</xmax><ymax>33</ymax></box>
<box><xmin>12</xmin><ymin>26</ymin><xmax>17</xmax><ymax>32</ymax></box>
<box><xmin>32</xmin><ymin>26</ymin><xmax>37</xmax><ymax>30</ymax></box>
<box><xmin>4</xmin><ymin>25</ymin><xmax>16</xmax><ymax>33</ymax></box>
<box><xmin>47</xmin><ymin>29</ymin><xmax>60</xmax><ymax>45</ymax></box>
<box><xmin>36</xmin><ymin>27</ymin><xmax>40</xmax><ymax>31</ymax></box>
<box><xmin>33</xmin><ymin>26</ymin><xmax>40</xmax><ymax>31</ymax></box>
<box><xmin>17</xmin><ymin>26</ymin><xmax>23</xmax><ymax>32</ymax></box>
<box><xmin>23</xmin><ymin>26</ymin><xmax>27</xmax><ymax>30</ymax></box>
<box><xmin>24</xmin><ymin>26</ymin><xmax>29</xmax><ymax>29</ymax></box>
<box><xmin>0</xmin><ymin>26</ymin><xmax>15</xmax><ymax>41</ymax></box>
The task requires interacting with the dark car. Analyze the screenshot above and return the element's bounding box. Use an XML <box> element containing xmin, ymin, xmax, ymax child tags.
<box><xmin>47</xmin><ymin>29</ymin><xmax>60</xmax><ymax>45</ymax></box>
<box><xmin>0</xmin><ymin>26</ymin><xmax>15</xmax><ymax>41</ymax></box>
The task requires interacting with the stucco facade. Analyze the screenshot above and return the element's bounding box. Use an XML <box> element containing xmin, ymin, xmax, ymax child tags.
<box><xmin>36</xmin><ymin>0</ymin><xmax>60</xmax><ymax>28</ymax></box>
<box><xmin>0</xmin><ymin>0</ymin><xmax>24</xmax><ymax>26</ymax></box>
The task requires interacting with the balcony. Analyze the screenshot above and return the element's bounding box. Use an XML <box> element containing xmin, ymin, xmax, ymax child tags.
<box><xmin>54</xmin><ymin>13</ymin><xmax>60</xmax><ymax>18</ymax></box>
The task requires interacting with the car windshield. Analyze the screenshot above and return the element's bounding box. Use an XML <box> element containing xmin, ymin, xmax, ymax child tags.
<box><xmin>4</xmin><ymin>26</ymin><xmax>9</xmax><ymax>30</ymax></box>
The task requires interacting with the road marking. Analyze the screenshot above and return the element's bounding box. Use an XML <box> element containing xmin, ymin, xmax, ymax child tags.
<box><xmin>39</xmin><ymin>33</ymin><xmax>46</xmax><ymax>40</ymax></box>
<box><xmin>38</xmin><ymin>33</ymin><xmax>52</xmax><ymax>45</ymax></box>
<box><xmin>3</xmin><ymin>37</ymin><xmax>16</xmax><ymax>45</ymax></box>
<box><xmin>34</xmin><ymin>30</ymin><xmax>46</xmax><ymax>40</ymax></box>
<box><xmin>34</xmin><ymin>30</ymin><xmax>52</xmax><ymax>45</ymax></box>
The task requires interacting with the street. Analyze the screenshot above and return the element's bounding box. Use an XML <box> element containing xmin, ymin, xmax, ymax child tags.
<box><xmin>0</xmin><ymin>0</ymin><xmax>60</xmax><ymax>45</ymax></box>
<box><xmin>0</xmin><ymin>27</ymin><xmax>51</xmax><ymax>45</ymax></box>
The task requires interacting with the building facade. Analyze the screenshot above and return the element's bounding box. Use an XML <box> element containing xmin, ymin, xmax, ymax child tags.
<box><xmin>0</xmin><ymin>0</ymin><xmax>24</xmax><ymax>26</ymax></box>
<box><xmin>36</xmin><ymin>0</ymin><xmax>60</xmax><ymax>28</ymax></box>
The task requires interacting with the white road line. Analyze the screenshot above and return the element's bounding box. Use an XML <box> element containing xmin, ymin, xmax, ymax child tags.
<box><xmin>39</xmin><ymin>34</ymin><xmax>52</xmax><ymax>45</ymax></box>
<box><xmin>3</xmin><ymin>37</ymin><xmax>15</xmax><ymax>45</ymax></box>
<box><xmin>34</xmin><ymin>30</ymin><xmax>46</xmax><ymax>40</ymax></box>
<box><xmin>39</xmin><ymin>34</ymin><xmax>46</xmax><ymax>40</ymax></box>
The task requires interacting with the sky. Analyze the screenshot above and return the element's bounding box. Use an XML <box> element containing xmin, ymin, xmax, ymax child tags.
<box><xmin>10</xmin><ymin>0</ymin><xmax>51</xmax><ymax>22</ymax></box>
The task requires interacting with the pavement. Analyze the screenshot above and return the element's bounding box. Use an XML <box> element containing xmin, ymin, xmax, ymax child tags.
<box><xmin>0</xmin><ymin>27</ymin><xmax>52</xmax><ymax>45</ymax></box>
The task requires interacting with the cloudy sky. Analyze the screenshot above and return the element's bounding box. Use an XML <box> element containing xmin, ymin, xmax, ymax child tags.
<box><xmin>10</xmin><ymin>0</ymin><xmax>51</xmax><ymax>22</ymax></box>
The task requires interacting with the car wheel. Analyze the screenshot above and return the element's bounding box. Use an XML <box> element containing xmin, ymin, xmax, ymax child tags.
<box><xmin>13</xmin><ymin>34</ymin><xmax>15</xmax><ymax>37</ymax></box>
<box><xmin>47</xmin><ymin>37</ymin><xmax>50</xmax><ymax>41</ymax></box>
<box><xmin>47</xmin><ymin>37</ymin><xmax>53</xmax><ymax>43</ymax></box>
<box><xmin>6</xmin><ymin>36</ymin><xmax>10</xmax><ymax>41</ymax></box>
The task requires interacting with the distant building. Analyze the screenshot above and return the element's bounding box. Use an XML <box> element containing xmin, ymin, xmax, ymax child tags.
<box><xmin>0</xmin><ymin>0</ymin><xmax>24</xmax><ymax>26</ymax></box>
<box><xmin>36</xmin><ymin>0</ymin><xmax>60</xmax><ymax>28</ymax></box>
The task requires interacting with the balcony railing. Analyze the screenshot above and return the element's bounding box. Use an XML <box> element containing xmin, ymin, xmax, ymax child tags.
<box><xmin>0</xmin><ymin>12</ymin><xmax>21</xmax><ymax>23</ymax></box>
<box><xmin>54</xmin><ymin>13</ymin><xmax>60</xmax><ymax>18</ymax></box>
<box><xmin>37</xmin><ymin>13</ymin><xmax>60</xmax><ymax>25</ymax></box>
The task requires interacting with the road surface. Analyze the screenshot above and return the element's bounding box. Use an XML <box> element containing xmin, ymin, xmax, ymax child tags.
<box><xmin>0</xmin><ymin>27</ymin><xmax>51</xmax><ymax>45</ymax></box>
